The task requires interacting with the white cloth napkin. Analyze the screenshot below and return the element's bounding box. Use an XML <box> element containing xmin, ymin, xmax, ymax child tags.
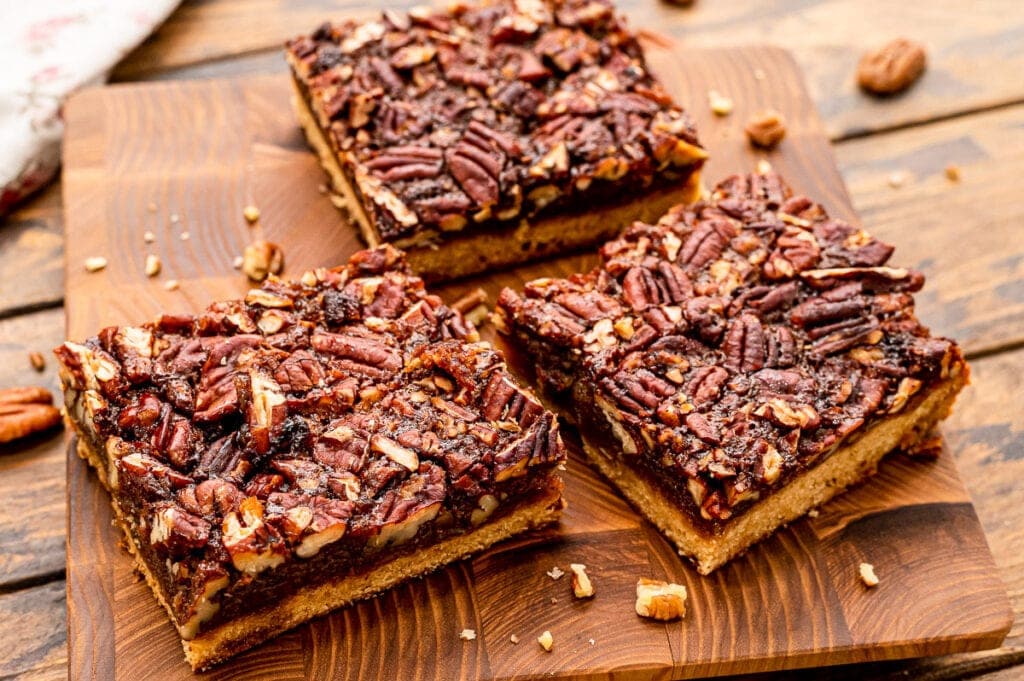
<box><xmin>0</xmin><ymin>0</ymin><xmax>181</xmax><ymax>215</ymax></box>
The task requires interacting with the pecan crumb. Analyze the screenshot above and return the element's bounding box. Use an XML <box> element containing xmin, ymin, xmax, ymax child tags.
<box><xmin>807</xmin><ymin>508</ymin><xmax>820</xmax><ymax>518</ymax></box>
<box><xmin>944</xmin><ymin>164</ymin><xmax>961</xmax><ymax>182</ymax></box>
<box><xmin>756</xmin><ymin>159</ymin><xmax>773</xmax><ymax>175</ymax></box>
<box><xmin>859</xmin><ymin>562</ymin><xmax>879</xmax><ymax>587</ymax></box>
<box><xmin>708</xmin><ymin>90</ymin><xmax>733</xmax><ymax>116</ymax></box>
<box><xmin>635</xmin><ymin>578</ymin><xmax>687</xmax><ymax>620</ymax></box>
<box><xmin>888</xmin><ymin>171</ymin><xmax>908</xmax><ymax>189</ymax></box>
<box><xmin>243</xmin><ymin>205</ymin><xmax>261</xmax><ymax>224</ymax></box>
<box><xmin>546</xmin><ymin>566</ymin><xmax>565</xmax><ymax>580</ymax></box>
<box><xmin>550</xmin><ymin>597</ymin><xmax>558</xmax><ymax>604</ymax></box>
<box><xmin>242</xmin><ymin>241</ymin><xmax>285</xmax><ymax>282</ymax></box>
<box><xmin>857</xmin><ymin>38</ymin><xmax>927</xmax><ymax>95</ymax></box>
<box><xmin>143</xmin><ymin>231</ymin><xmax>156</xmax><ymax>244</ymax></box>
<box><xmin>233</xmin><ymin>256</ymin><xmax>244</xmax><ymax>270</ymax></box>
<box><xmin>29</xmin><ymin>352</ymin><xmax>46</xmax><ymax>372</ymax></box>
<box><xmin>537</xmin><ymin>630</ymin><xmax>553</xmax><ymax>652</ymax></box>
<box><xmin>164</xmin><ymin>279</ymin><xmax>180</xmax><ymax>291</ymax></box>
<box><xmin>0</xmin><ymin>386</ymin><xmax>62</xmax><ymax>443</ymax></box>
<box><xmin>510</xmin><ymin>634</ymin><xmax>520</xmax><ymax>644</ymax></box>
<box><xmin>588</xmin><ymin>638</ymin><xmax>595</xmax><ymax>646</ymax></box>
<box><xmin>145</xmin><ymin>254</ymin><xmax>161</xmax><ymax>278</ymax></box>
<box><xmin>84</xmin><ymin>256</ymin><xmax>108</xmax><ymax>273</ymax></box>
<box><xmin>169</xmin><ymin>213</ymin><xmax>180</xmax><ymax>224</ymax></box>
<box><xmin>745</xmin><ymin>110</ymin><xmax>787</xmax><ymax>149</ymax></box>
<box><xmin>569</xmin><ymin>563</ymin><xmax>594</xmax><ymax>598</ymax></box>
<box><xmin>459</xmin><ymin>628</ymin><xmax>477</xmax><ymax>641</ymax></box>
<box><xmin>180</xmin><ymin>231</ymin><xmax>191</xmax><ymax>241</ymax></box>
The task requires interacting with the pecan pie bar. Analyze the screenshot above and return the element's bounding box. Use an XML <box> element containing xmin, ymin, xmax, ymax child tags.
<box><xmin>55</xmin><ymin>246</ymin><xmax>566</xmax><ymax>670</ymax></box>
<box><xmin>285</xmin><ymin>0</ymin><xmax>706</xmax><ymax>281</ymax></box>
<box><xmin>495</xmin><ymin>170</ymin><xmax>968</xmax><ymax>574</ymax></box>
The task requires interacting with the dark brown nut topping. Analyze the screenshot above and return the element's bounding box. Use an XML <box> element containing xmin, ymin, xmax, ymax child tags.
<box><xmin>53</xmin><ymin>244</ymin><xmax>567</xmax><ymax>633</ymax></box>
<box><xmin>496</xmin><ymin>170</ymin><xmax>965</xmax><ymax>522</ymax></box>
<box><xmin>0</xmin><ymin>386</ymin><xmax>62</xmax><ymax>444</ymax></box>
<box><xmin>744</xmin><ymin>110</ymin><xmax>786</xmax><ymax>149</ymax></box>
<box><xmin>857</xmin><ymin>38</ymin><xmax>927</xmax><ymax>95</ymax></box>
<box><xmin>286</xmin><ymin>0</ymin><xmax>704</xmax><ymax>240</ymax></box>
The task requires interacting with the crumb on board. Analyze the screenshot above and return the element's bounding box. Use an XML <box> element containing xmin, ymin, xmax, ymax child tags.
<box><xmin>243</xmin><ymin>204</ymin><xmax>261</xmax><ymax>223</ymax></box>
<box><xmin>29</xmin><ymin>352</ymin><xmax>46</xmax><ymax>372</ymax></box>
<box><xmin>547</xmin><ymin>566</ymin><xmax>565</xmax><ymax>580</ymax></box>
<box><xmin>510</xmin><ymin>634</ymin><xmax>520</xmax><ymax>644</ymax></box>
<box><xmin>145</xmin><ymin>254</ymin><xmax>161</xmax><ymax>278</ymax></box>
<box><xmin>569</xmin><ymin>563</ymin><xmax>595</xmax><ymax>599</ymax></box>
<box><xmin>84</xmin><ymin>256</ymin><xmax>107</xmax><ymax>273</ymax></box>
<box><xmin>945</xmin><ymin>164</ymin><xmax>961</xmax><ymax>182</ymax></box>
<box><xmin>143</xmin><ymin>231</ymin><xmax>156</xmax><ymax>244</ymax></box>
<box><xmin>859</xmin><ymin>562</ymin><xmax>879</xmax><ymax>587</ymax></box>
<box><xmin>888</xmin><ymin>171</ymin><xmax>908</xmax><ymax>189</ymax></box>
<box><xmin>537</xmin><ymin>630</ymin><xmax>553</xmax><ymax>652</ymax></box>
<box><xmin>708</xmin><ymin>89</ymin><xmax>734</xmax><ymax>116</ymax></box>
<box><xmin>459</xmin><ymin>629</ymin><xmax>476</xmax><ymax>641</ymax></box>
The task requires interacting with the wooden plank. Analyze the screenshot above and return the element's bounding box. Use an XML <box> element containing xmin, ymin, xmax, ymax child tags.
<box><xmin>111</xmin><ymin>0</ymin><xmax>1024</xmax><ymax>139</ymax></box>
<box><xmin>0</xmin><ymin>308</ymin><xmax>68</xmax><ymax>587</ymax></box>
<box><xmin>0</xmin><ymin>184</ymin><xmax>64</xmax><ymax>317</ymax></box>
<box><xmin>836</xmin><ymin>103</ymin><xmax>1024</xmax><ymax>357</ymax></box>
<box><xmin>0</xmin><ymin>581</ymin><xmax>67</xmax><ymax>680</ymax></box>
<box><xmin>61</xmin><ymin>45</ymin><xmax>1011</xmax><ymax>679</ymax></box>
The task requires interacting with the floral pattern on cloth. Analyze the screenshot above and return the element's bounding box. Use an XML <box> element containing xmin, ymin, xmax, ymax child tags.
<box><xmin>0</xmin><ymin>1</ymin><xmax>181</xmax><ymax>216</ymax></box>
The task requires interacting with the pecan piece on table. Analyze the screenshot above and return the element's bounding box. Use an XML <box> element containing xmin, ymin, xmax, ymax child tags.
<box><xmin>744</xmin><ymin>110</ymin><xmax>786</xmax><ymax>149</ymax></box>
<box><xmin>857</xmin><ymin>38</ymin><xmax>927</xmax><ymax>95</ymax></box>
<box><xmin>0</xmin><ymin>386</ymin><xmax>62</xmax><ymax>444</ymax></box>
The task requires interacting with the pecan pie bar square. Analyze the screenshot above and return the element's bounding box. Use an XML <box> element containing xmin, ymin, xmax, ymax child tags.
<box><xmin>55</xmin><ymin>246</ymin><xmax>566</xmax><ymax>670</ymax></box>
<box><xmin>495</xmin><ymin>170</ymin><xmax>968</xmax><ymax>574</ymax></box>
<box><xmin>286</xmin><ymin>0</ymin><xmax>706</xmax><ymax>281</ymax></box>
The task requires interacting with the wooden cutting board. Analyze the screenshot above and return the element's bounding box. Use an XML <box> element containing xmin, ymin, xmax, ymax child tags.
<box><xmin>62</xmin><ymin>44</ymin><xmax>1011</xmax><ymax>680</ymax></box>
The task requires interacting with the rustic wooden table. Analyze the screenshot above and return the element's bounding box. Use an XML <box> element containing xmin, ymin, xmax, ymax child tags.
<box><xmin>1</xmin><ymin>1</ymin><xmax>1023</xmax><ymax>679</ymax></box>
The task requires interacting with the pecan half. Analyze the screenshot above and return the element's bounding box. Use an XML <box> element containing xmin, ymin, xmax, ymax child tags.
<box><xmin>0</xmin><ymin>386</ymin><xmax>62</xmax><ymax>444</ymax></box>
<box><xmin>857</xmin><ymin>38</ymin><xmax>927</xmax><ymax>95</ymax></box>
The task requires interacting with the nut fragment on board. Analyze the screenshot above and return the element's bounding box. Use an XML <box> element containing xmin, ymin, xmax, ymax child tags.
<box><xmin>708</xmin><ymin>89</ymin><xmax>733</xmax><ymax>116</ymax></box>
<box><xmin>243</xmin><ymin>205</ymin><xmax>261</xmax><ymax>224</ymax></box>
<box><xmin>459</xmin><ymin>628</ymin><xmax>477</xmax><ymax>641</ymax></box>
<box><xmin>859</xmin><ymin>562</ymin><xmax>879</xmax><ymax>587</ymax></box>
<box><xmin>510</xmin><ymin>634</ymin><xmax>520</xmax><ymax>644</ymax></box>
<box><xmin>242</xmin><ymin>241</ymin><xmax>285</xmax><ymax>282</ymax></box>
<box><xmin>635</xmin><ymin>578</ymin><xmax>687</xmax><ymax>620</ymax></box>
<box><xmin>546</xmin><ymin>566</ymin><xmax>564</xmax><ymax>580</ymax></box>
<box><xmin>84</xmin><ymin>256</ymin><xmax>108</xmax><ymax>272</ymax></box>
<box><xmin>29</xmin><ymin>352</ymin><xmax>46</xmax><ymax>372</ymax></box>
<box><xmin>537</xmin><ymin>630</ymin><xmax>553</xmax><ymax>651</ymax></box>
<box><xmin>145</xmin><ymin>254</ymin><xmax>162</xmax><ymax>277</ymax></box>
<box><xmin>0</xmin><ymin>386</ymin><xmax>62</xmax><ymax>443</ymax></box>
<box><xmin>857</xmin><ymin>38</ymin><xmax>927</xmax><ymax>95</ymax></box>
<box><xmin>945</xmin><ymin>164</ymin><xmax>961</xmax><ymax>182</ymax></box>
<box><xmin>744</xmin><ymin>110</ymin><xmax>787</xmax><ymax>149</ymax></box>
<box><xmin>569</xmin><ymin>563</ymin><xmax>594</xmax><ymax>598</ymax></box>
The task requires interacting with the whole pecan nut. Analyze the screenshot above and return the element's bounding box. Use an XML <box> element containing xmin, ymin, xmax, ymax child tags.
<box><xmin>0</xmin><ymin>386</ymin><xmax>62</xmax><ymax>443</ymax></box>
<box><xmin>857</xmin><ymin>38</ymin><xmax>927</xmax><ymax>95</ymax></box>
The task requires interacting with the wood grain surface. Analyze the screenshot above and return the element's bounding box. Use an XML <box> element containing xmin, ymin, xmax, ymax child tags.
<box><xmin>59</xmin><ymin>44</ymin><xmax>1011</xmax><ymax>679</ymax></box>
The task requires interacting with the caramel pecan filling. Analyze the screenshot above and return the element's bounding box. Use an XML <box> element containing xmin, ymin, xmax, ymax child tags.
<box><xmin>497</xmin><ymin>171</ymin><xmax>964</xmax><ymax>524</ymax></box>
